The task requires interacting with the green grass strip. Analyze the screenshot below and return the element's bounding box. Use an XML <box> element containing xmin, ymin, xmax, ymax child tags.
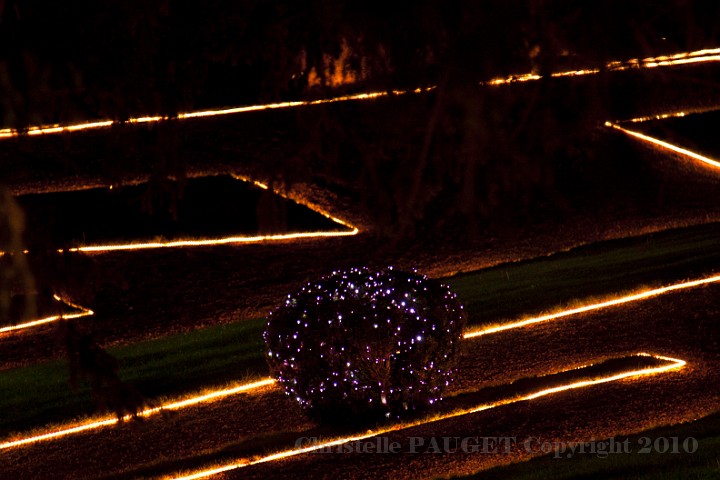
<box><xmin>449</xmin><ymin>221</ymin><xmax>720</xmax><ymax>325</ymax></box>
<box><xmin>0</xmin><ymin>319</ymin><xmax>266</xmax><ymax>436</ymax></box>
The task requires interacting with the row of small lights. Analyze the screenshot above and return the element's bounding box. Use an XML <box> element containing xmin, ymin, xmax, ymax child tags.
<box><xmin>0</xmin><ymin>113</ymin><xmax>720</xmax><ymax>468</ymax></box>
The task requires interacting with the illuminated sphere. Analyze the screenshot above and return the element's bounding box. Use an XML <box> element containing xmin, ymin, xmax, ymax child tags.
<box><xmin>264</xmin><ymin>267</ymin><xmax>465</xmax><ymax>422</ymax></box>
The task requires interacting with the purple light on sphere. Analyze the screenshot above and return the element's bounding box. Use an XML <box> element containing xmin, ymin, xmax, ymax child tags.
<box><xmin>264</xmin><ymin>267</ymin><xmax>466</xmax><ymax>422</ymax></box>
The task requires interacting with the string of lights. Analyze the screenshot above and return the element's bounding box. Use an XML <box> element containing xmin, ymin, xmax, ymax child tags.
<box><xmin>0</xmin><ymin>295</ymin><xmax>94</xmax><ymax>335</ymax></box>
<box><xmin>167</xmin><ymin>353</ymin><xmax>686</xmax><ymax>480</ymax></box>
<box><xmin>0</xmin><ymin>174</ymin><xmax>360</xmax><ymax>258</ymax></box>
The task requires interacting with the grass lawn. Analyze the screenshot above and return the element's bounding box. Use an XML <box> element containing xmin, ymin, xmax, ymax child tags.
<box><xmin>2</xmin><ymin>221</ymin><xmax>720</xmax><ymax>436</ymax></box>
<box><xmin>455</xmin><ymin>411</ymin><xmax>720</xmax><ymax>480</ymax></box>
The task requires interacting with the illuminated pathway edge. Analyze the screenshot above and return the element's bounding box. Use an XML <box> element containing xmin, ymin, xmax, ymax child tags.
<box><xmin>1</xmin><ymin>47</ymin><xmax>719</xmax><ymax>140</ymax></box>
<box><xmin>0</xmin><ymin>378</ymin><xmax>276</xmax><ymax>451</ymax></box>
<box><xmin>3</xmin><ymin>174</ymin><xmax>359</xmax><ymax>256</ymax></box>
<box><xmin>166</xmin><ymin>353</ymin><xmax>685</xmax><ymax>480</ymax></box>
<box><xmin>5</xmin><ymin>272</ymin><xmax>719</xmax><ymax>452</ymax></box>
<box><xmin>0</xmin><ymin>295</ymin><xmax>94</xmax><ymax>335</ymax></box>
<box><xmin>464</xmin><ymin>273</ymin><xmax>720</xmax><ymax>338</ymax></box>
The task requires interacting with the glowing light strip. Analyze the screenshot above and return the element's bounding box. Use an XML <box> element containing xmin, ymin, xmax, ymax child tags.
<box><xmin>1</xmin><ymin>46</ymin><xmax>717</xmax><ymax>139</ymax></box>
<box><xmin>0</xmin><ymin>295</ymin><xmax>94</xmax><ymax>335</ymax></box>
<box><xmin>0</xmin><ymin>275</ymin><xmax>720</xmax><ymax>450</ymax></box>
<box><xmin>0</xmin><ymin>378</ymin><xmax>275</xmax><ymax>451</ymax></box>
<box><xmin>43</xmin><ymin>173</ymin><xmax>360</xmax><ymax>254</ymax></box>
<box><xmin>484</xmin><ymin>47</ymin><xmax>720</xmax><ymax>86</ymax></box>
<box><xmin>464</xmin><ymin>274</ymin><xmax>720</xmax><ymax>338</ymax></box>
<box><xmin>605</xmin><ymin>122</ymin><xmax>720</xmax><ymax>170</ymax></box>
<box><xmin>0</xmin><ymin>269</ymin><xmax>702</xmax><ymax>451</ymax></box>
<box><xmin>0</xmin><ymin>88</ymin><xmax>434</xmax><ymax>141</ymax></box>
<box><xmin>168</xmin><ymin>353</ymin><xmax>685</xmax><ymax>480</ymax></box>
<box><xmin>622</xmin><ymin>111</ymin><xmax>689</xmax><ymax>123</ymax></box>
<box><xmin>0</xmin><ymin>271</ymin><xmax>713</xmax><ymax>449</ymax></box>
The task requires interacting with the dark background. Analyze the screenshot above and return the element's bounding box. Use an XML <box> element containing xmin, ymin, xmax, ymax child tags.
<box><xmin>2</xmin><ymin>1</ymin><xmax>719</xmax><ymax>128</ymax></box>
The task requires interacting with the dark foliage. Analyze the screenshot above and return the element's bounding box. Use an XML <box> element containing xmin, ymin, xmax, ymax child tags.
<box><xmin>264</xmin><ymin>267</ymin><xmax>465</xmax><ymax>423</ymax></box>
<box><xmin>59</xmin><ymin>318</ymin><xmax>146</xmax><ymax>420</ymax></box>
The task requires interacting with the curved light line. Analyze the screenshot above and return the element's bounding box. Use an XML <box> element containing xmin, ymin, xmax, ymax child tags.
<box><xmin>605</xmin><ymin>122</ymin><xmax>720</xmax><ymax>170</ymax></box>
<box><xmin>464</xmin><ymin>274</ymin><xmax>720</xmax><ymax>339</ymax></box>
<box><xmin>0</xmin><ymin>295</ymin><xmax>94</xmax><ymax>335</ymax></box>
<box><xmin>0</xmin><ymin>378</ymin><xmax>275</xmax><ymax>451</ymax></box>
<box><xmin>168</xmin><ymin>353</ymin><xmax>685</xmax><ymax>480</ymax></box>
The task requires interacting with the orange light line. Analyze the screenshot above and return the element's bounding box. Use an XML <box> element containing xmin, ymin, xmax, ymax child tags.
<box><xmin>605</xmin><ymin>122</ymin><xmax>720</xmax><ymax>170</ymax></box>
<box><xmin>0</xmin><ymin>295</ymin><xmax>94</xmax><ymax>335</ymax></box>
<box><xmin>228</xmin><ymin>173</ymin><xmax>359</xmax><ymax>232</ymax></box>
<box><xmin>47</xmin><ymin>173</ymin><xmax>359</xmax><ymax>254</ymax></box>
<box><xmin>0</xmin><ymin>175</ymin><xmax>358</xmax><ymax>257</ymax></box>
<box><xmin>229</xmin><ymin>174</ymin><xmax>268</xmax><ymax>190</ymax></box>
<box><xmin>0</xmin><ymin>378</ymin><xmax>275</xmax><ymax>451</ymax></box>
<box><xmin>0</xmin><ymin>89</ymin><xmax>433</xmax><ymax>141</ymax></box>
<box><xmin>484</xmin><ymin>46</ymin><xmax>720</xmax><ymax>86</ymax></box>
<box><xmin>59</xmin><ymin>229</ymin><xmax>359</xmax><ymax>254</ymax></box>
<box><xmin>464</xmin><ymin>274</ymin><xmax>720</xmax><ymax>339</ymax></box>
<box><xmin>168</xmin><ymin>353</ymin><xmax>685</xmax><ymax>480</ymax></box>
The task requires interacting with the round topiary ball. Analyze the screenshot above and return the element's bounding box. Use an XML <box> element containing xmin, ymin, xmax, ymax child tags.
<box><xmin>264</xmin><ymin>267</ymin><xmax>466</xmax><ymax>422</ymax></box>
